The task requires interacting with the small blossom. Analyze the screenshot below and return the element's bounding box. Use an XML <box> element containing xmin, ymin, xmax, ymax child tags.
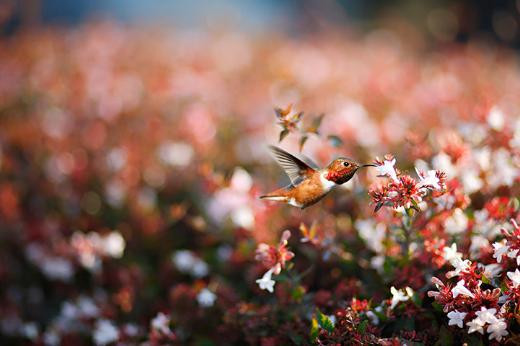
<box><xmin>256</xmin><ymin>268</ymin><xmax>276</xmax><ymax>293</ymax></box>
<box><xmin>390</xmin><ymin>286</ymin><xmax>413</xmax><ymax>309</ymax></box>
<box><xmin>444</xmin><ymin>209</ymin><xmax>468</xmax><ymax>235</ymax></box>
<box><xmin>366</xmin><ymin>311</ymin><xmax>379</xmax><ymax>325</ymax></box>
<box><xmin>475</xmin><ymin>307</ymin><xmax>498</xmax><ymax>324</ymax></box>
<box><xmin>483</xmin><ymin>263</ymin><xmax>502</xmax><ymax>279</ymax></box>
<box><xmin>451</xmin><ymin>280</ymin><xmax>474</xmax><ymax>298</ymax></box>
<box><xmin>197</xmin><ymin>288</ymin><xmax>217</xmax><ymax>307</ymax></box>
<box><xmin>466</xmin><ymin>317</ymin><xmax>485</xmax><ymax>334</ymax></box>
<box><xmin>487</xmin><ymin>318</ymin><xmax>508</xmax><ymax>341</ymax></box>
<box><xmin>375</xmin><ymin>157</ymin><xmax>398</xmax><ymax>182</ymax></box>
<box><xmin>492</xmin><ymin>240</ymin><xmax>509</xmax><ymax>263</ymax></box>
<box><xmin>442</xmin><ymin>243</ymin><xmax>462</xmax><ymax>263</ymax></box>
<box><xmin>151</xmin><ymin>312</ymin><xmax>171</xmax><ymax>335</ymax></box>
<box><xmin>446</xmin><ymin>258</ymin><xmax>472</xmax><ymax>278</ymax></box>
<box><xmin>487</xmin><ymin>106</ymin><xmax>505</xmax><ymax>131</ymax></box>
<box><xmin>172</xmin><ymin>250</ymin><xmax>209</xmax><ymax>277</ymax></box>
<box><xmin>506</xmin><ymin>269</ymin><xmax>520</xmax><ymax>287</ymax></box>
<box><xmin>447</xmin><ymin>310</ymin><xmax>466</xmax><ymax>328</ymax></box>
<box><xmin>416</xmin><ymin>168</ymin><xmax>441</xmax><ymax>190</ymax></box>
<box><xmin>93</xmin><ymin>319</ymin><xmax>119</xmax><ymax>346</ymax></box>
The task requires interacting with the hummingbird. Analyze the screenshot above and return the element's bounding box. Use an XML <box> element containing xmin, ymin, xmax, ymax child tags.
<box><xmin>260</xmin><ymin>146</ymin><xmax>375</xmax><ymax>209</ymax></box>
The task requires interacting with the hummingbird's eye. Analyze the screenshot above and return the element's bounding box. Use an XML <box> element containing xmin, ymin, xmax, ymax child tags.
<box><xmin>343</xmin><ymin>162</ymin><xmax>350</xmax><ymax>167</ymax></box>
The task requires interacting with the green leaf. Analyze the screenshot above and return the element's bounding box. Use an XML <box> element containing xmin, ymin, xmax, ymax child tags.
<box><xmin>432</xmin><ymin>302</ymin><xmax>443</xmax><ymax>313</ymax></box>
<box><xmin>310</xmin><ymin>317</ymin><xmax>319</xmax><ymax>340</ymax></box>
<box><xmin>357</xmin><ymin>319</ymin><xmax>368</xmax><ymax>333</ymax></box>
<box><xmin>482</xmin><ymin>275</ymin><xmax>491</xmax><ymax>285</ymax></box>
<box><xmin>279</xmin><ymin>129</ymin><xmax>289</xmax><ymax>142</ymax></box>
<box><xmin>411</xmin><ymin>292</ymin><xmax>422</xmax><ymax>307</ymax></box>
<box><xmin>434</xmin><ymin>326</ymin><xmax>453</xmax><ymax>346</ymax></box>
<box><xmin>291</xmin><ymin>285</ymin><xmax>306</xmax><ymax>302</ymax></box>
<box><xmin>299</xmin><ymin>135</ymin><xmax>308</xmax><ymax>151</ymax></box>
<box><xmin>316</xmin><ymin>309</ymin><xmax>334</xmax><ymax>333</ymax></box>
<box><xmin>410</xmin><ymin>200</ymin><xmax>420</xmax><ymax>212</ymax></box>
<box><xmin>327</xmin><ymin>135</ymin><xmax>343</xmax><ymax>147</ymax></box>
<box><xmin>289</xmin><ymin>334</ymin><xmax>304</xmax><ymax>346</ymax></box>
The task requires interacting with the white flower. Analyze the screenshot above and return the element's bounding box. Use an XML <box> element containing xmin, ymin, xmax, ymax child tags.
<box><xmin>77</xmin><ymin>296</ymin><xmax>100</xmax><ymax>318</ymax></box>
<box><xmin>492</xmin><ymin>240</ymin><xmax>509</xmax><ymax>263</ymax></box>
<box><xmin>447</xmin><ymin>310</ymin><xmax>466</xmax><ymax>328</ymax></box>
<box><xmin>197</xmin><ymin>288</ymin><xmax>217</xmax><ymax>307</ymax></box>
<box><xmin>43</xmin><ymin>329</ymin><xmax>60</xmax><ymax>345</ymax></box>
<box><xmin>355</xmin><ymin>219</ymin><xmax>386</xmax><ymax>253</ymax></box>
<box><xmin>192</xmin><ymin>260</ymin><xmax>209</xmax><ymax>278</ymax></box>
<box><xmin>41</xmin><ymin>256</ymin><xmax>75</xmax><ymax>282</ymax></box>
<box><xmin>487</xmin><ymin>318</ymin><xmax>508</xmax><ymax>341</ymax></box>
<box><xmin>22</xmin><ymin>322</ymin><xmax>38</xmax><ymax>340</ymax></box>
<box><xmin>256</xmin><ymin>268</ymin><xmax>276</xmax><ymax>293</ymax></box>
<box><xmin>489</xmin><ymin>149</ymin><xmax>517</xmax><ymax>188</ymax></box>
<box><xmin>444</xmin><ymin>209</ymin><xmax>468</xmax><ymax>235</ymax></box>
<box><xmin>466</xmin><ymin>316</ymin><xmax>485</xmax><ymax>334</ymax></box>
<box><xmin>101</xmin><ymin>231</ymin><xmax>125</xmax><ymax>258</ymax></box>
<box><xmin>432</xmin><ymin>152</ymin><xmax>457</xmax><ymax>177</ymax></box>
<box><xmin>230</xmin><ymin>206</ymin><xmax>255</xmax><ymax>229</ymax></box>
<box><xmin>230</xmin><ymin>167</ymin><xmax>253</xmax><ymax>192</ymax></box>
<box><xmin>376</xmin><ymin>158</ymin><xmax>398</xmax><ymax>182</ymax></box>
<box><xmin>390</xmin><ymin>286</ymin><xmax>413</xmax><ymax>309</ymax></box>
<box><xmin>172</xmin><ymin>250</ymin><xmax>197</xmax><ymax>272</ymax></box>
<box><xmin>442</xmin><ymin>243</ymin><xmax>462</xmax><ymax>263</ymax></box>
<box><xmin>483</xmin><ymin>263</ymin><xmax>502</xmax><ymax>279</ymax></box>
<box><xmin>451</xmin><ymin>280</ymin><xmax>474</xmax><ymax>298</ymax></box>
<box><xmin>151</xmin><ymin>312</ymin><xmax>170</xmax><ymax>334</ymax></box>
<box><xmin>416</xmin><ymin>168</ymin><xmax>441</xmax><ymax>190</ymax></box>
<box><xmin>469</xmin><ymin>235</ymin><xmax>489</xmax><ymax>258</ymax></box>
<box><xmin>475</xmin><ymin>307</ymin><xmax>498</xmax><ymax>324</ymax></box>
<box><xmin>366</xmin><ymin>311</ymin><xmax>379</xmax><ymax>325</ymax></box>
<box><xmin>328</xmin><ymin>315</ymin><xmax>336</xmax><ymax>326</ymax></box>
<box><xmin>447</xmin><ymin>257</ymin><xmax>471</xmax><ymax>278</ymax></box>
<box><xmin>157</xmin><ymin>141</ymin><xmax>194</xmax><ymax>167</ymax></box>
<box><xmin>172</xmin><ymin>250</ymin><xmax>208</xmax><ymax>277</ymax></box>
<box><xmin>461</xmin><ymin>170</ymin><xmax>483</xmax><ymax>194</ymax></box>
<box><xmin>93</xmin><ymin>319</ymin><xmax>119</xmax><ymax>346</ymax></box>
<box><xmin>507</xmin><ymin>269</ymin><xmax>520</xmax><ymax>287</ymax></box>
<box><xmin>487</xmin><ymin>106</ymin><xmax>505</xmax><ymax>131</ymax></box>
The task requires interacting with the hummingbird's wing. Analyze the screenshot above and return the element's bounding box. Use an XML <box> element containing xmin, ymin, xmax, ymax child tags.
<box><xmin>268</xmin><ymin>145</ymin><xmax>317</xmax><ymax>185</ymax></box>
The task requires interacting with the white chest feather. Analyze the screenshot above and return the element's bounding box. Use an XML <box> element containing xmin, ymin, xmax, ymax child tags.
<box><xmin>319</xmin><ymin>171</ymin><xmax>337</xmax><ymax>192</ymax></box>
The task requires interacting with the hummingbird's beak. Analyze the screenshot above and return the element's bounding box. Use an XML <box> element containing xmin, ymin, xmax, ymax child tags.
<box><xmin>359</xmin><ymin>164</ymin><xmax>377</xmax><ymax>169</ymax></box>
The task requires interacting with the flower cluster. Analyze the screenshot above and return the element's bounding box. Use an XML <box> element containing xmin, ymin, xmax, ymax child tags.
<box><xmin>426</xmin><ymin>219</ymin><xmax>520</xmax><ymax>343</ymax></box>
<box><xmin>370</xmin><ymin>155</ymin><xmax>447</xmax><ymax>212</ymax></box>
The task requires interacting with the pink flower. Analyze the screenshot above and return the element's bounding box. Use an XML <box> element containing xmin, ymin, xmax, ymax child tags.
<box><xmin>255</xmin><ymin>230</ymin><xmax>294</xmax><ymax>274</ymax></box>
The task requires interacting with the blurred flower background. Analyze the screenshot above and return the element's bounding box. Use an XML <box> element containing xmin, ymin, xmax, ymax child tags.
<box><xmin>2</xmin><ymin>0</ymin><xmax>520</xmax><ymax>344</ymax></box>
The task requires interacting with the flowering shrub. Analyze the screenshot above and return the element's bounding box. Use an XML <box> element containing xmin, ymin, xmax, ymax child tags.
<box><xmin>0</xmin><ymin>21</ymin><xmax>520</xmax><ymax>345</ymax></box>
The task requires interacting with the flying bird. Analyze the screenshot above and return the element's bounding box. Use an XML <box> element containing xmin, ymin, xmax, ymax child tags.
<box><xmin>260</xmin><ymin>146</ymin><xmax>375</xmax><ymax>209</ymax></box>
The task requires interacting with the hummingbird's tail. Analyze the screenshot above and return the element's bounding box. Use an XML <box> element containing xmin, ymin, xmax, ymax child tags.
<box><xmin>259</xmin><ymin>188</ymin><xmax>289</xmax><ymax>202</ymax></box>
<box><xmin>259</xmin><ymin>195</ymin><xmax>288</xmax><ymax>202</ymax></box>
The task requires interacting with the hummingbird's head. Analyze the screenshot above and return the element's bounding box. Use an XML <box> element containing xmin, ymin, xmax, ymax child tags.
<box><xmin>325</xmin><ymin>158</ymin><xmax>361</xmax><ymax>184</ymax></box>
